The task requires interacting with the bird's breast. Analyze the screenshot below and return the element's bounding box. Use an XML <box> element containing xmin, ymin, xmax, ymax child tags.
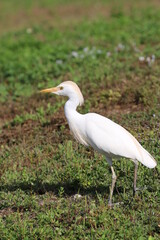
<box><xmin>68</xmin><ymin>121</ymin><xmax>89</xmax><ymax>146</ymax></box>
<box><xmin>65</xmin><ymin>109</ymin><xmax>89</xmax><ymax>147</ymax></box>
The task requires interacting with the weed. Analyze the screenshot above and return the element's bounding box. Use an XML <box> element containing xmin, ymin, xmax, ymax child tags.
<box><xmin>0</xmin><ymin>0</ymin><xmax>160</xmax><ymax>239</ymax></box>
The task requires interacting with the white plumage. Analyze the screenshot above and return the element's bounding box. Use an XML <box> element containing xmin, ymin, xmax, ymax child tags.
<box><xmin>41</xmin><ymin>81</ymin><xmax>157</xmax><ymax>205</ymax></box>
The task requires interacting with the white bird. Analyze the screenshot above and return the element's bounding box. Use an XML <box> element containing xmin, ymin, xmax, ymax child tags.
<box><xmin>40</xmin><ymin>81</ymin><xmax>157</xmax><ymax>206</ymax></box>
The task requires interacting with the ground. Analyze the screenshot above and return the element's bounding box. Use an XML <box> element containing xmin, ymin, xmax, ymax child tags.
<box><xmin>0</xmin><ymin>0</ymin><xmax>160</xmax><ymax>239</ymax></box>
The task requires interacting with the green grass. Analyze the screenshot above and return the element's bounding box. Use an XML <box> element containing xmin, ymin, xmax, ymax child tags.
<box><xmin>0</xmin><ymin>0</ymin><xmax>160</xmax><ymax>239</ymax></box>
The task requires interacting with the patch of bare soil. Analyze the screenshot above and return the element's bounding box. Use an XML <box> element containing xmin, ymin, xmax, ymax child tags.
<box><xmin>0</xmin><ymin>93</ymin><xmax>56</xmax><ymax>126</ymax></box>
<box><xmin>94</xmin><ymin>103</ymin><xmax>142</xmax><ymax>118</ymax></box>
<box><xmin>0</xmin><ymin>104</ymin><xmax>69</xmax><ymax>148</ymax></box>
<box><xmin>0</xmin><ymin>102</ymin><xmax>22</xmax><ymax>127</ymax></box>
<box><xmin>0</xmin><ymin>92</ymin><xmax>65</xmax><ymax>145</ymax></box>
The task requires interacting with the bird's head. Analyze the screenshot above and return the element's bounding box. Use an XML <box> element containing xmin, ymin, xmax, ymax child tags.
<box><xmin>40</xmin><ymin>81</ymin><xmax>84</xmax><ymax>106</ymax></box>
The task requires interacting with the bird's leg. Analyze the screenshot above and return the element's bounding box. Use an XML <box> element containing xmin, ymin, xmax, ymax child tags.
<box><xmin>108</xmin><ymin>166</ymin><xmax>117</xmax><ymax>206</ymax></box>
<box><xmin>133</xmin><ymin>162</ymin><xmax>138</xmax><ymax>196</ymax></box>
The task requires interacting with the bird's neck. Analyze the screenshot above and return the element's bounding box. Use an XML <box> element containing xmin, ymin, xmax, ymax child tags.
<box><xmin>64</xmin><ymin>98</ymin><xmax>88</xmax><ymax>146</ymax></box>
<box><xmin>64</xmin><ymin>98</ymin><xmax>80</xmax><ymax>122</ymax></box>
<box><xmin>65</xmin><ymin>97</ymin><xmax>79</xmax><ymax>111</ymax></box>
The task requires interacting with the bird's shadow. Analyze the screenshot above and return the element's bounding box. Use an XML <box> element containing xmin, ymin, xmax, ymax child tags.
<box><xmin>0</xmin><ymin>179</ymin><xmax>112</xmax><ymax>198</ymax></box>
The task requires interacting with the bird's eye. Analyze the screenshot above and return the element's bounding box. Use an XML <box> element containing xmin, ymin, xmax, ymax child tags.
<box><xmin>59</xmin><ymin>86</ymin><xmax>63</xmax><ymax>90</ymax></box>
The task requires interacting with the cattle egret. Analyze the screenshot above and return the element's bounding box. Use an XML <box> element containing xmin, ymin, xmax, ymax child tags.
<box><xmin>40</xmin><ymin>81</ymin><xmax>157</xmax><ymax>206</ymax></box>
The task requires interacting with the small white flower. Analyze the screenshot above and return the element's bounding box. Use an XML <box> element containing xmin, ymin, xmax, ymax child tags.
<box><xmin>151</xmin><ymin>55</ymin><xmax>156</xmax><ymax>64</ymax></box>
<box><xmin>106</xmin><ymin>52</ymin><xmax>111</xmax><ymax>57</ymax></box>
<box><xmin>146</xmin><ymin>57</ymin><xmax>151</xmax><ymax>63</ymax></box>
<box><xmin>26</xmin><ymin>28</ymin><xmax>32</xmax><ymax>34</ymax></box>
<box><xmin>73</xmin><ymin>194</ymin><xmax>82</xmax><ymax>200</ymax></box>
<box><xmin>139</xmin><ymin>56</ymin><xmax>145</xmax><ymax>62</ymax></box>
<box><xmin>152</xmin><ymin>54</ymin><xmax>155</xmax><ymax>60</ymax></box>
<box><xmin>115</xmin><ymin>43</ymin><xmax>125</xmax><ymax>52</ymax></box>
<box><xmin>153</xmin><ymin>114</ymin><xmax>156</xmax><ymax>118</ymax></box>
<box><xmin>71</xmin><ymin>51</ymin><xmax>79</xmax><ymax>58</ymax></box>
<box><xmin>146</xmin><ymin>55</ymin><xmax>155</xmax><ymax>66</ymax></box>
<box><xmin>83</xmin><ymin>47</ymin><xmax>89</xmax><ymax>53</ymax></box>
<box><xmin>56</xmin><ymin>60</ymin><xmax>63</xmax><ymax>65</ymax></box>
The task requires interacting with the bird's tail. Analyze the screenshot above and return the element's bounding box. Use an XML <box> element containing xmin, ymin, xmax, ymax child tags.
<box><xmin>138</xmin><ymin>147</ymin><xmax>157</xmax><ymax>168</ymax></box>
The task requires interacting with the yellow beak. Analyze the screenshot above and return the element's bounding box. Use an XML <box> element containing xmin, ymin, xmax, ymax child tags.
<box><xmin>40</xmin><ymin>87</ymin><xmax>58</xmax><ymax>93</ymax></box>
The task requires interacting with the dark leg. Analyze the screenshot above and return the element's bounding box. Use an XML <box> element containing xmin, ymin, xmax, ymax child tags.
<box><xmin>133</xmin><ymin>162</ymin><xmax>138</xmax><ymax>196</ymax></box>
<box><xmin>108</xmin><ymin>166</ymin><xmax>117</xmax><ymax>206</ymax></box>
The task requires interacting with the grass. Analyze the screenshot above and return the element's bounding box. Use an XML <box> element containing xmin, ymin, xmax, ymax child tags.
<box><xmin>0</xmin><ymin>0</ymin><xmax>160</xmax><ymax>239</ymax></box>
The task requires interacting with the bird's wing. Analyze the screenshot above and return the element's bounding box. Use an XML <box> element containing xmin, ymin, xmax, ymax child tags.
<box><xmin>84</xmin><ymin>113</ymin><xmax>156</xmax><ymax>168</ymax></box>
